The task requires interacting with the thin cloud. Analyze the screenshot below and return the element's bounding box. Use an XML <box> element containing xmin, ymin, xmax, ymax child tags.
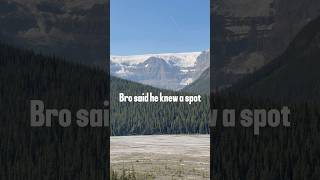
<box><xmin>169</xmin><ymin>15</ymin><xmax>182</xmax><ymax>32</ymax></box>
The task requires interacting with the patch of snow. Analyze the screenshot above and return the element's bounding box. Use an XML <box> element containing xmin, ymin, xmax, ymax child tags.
<box><xmin>115</xmin><ymin>66</ymin><xmax>130</xmax><ymax>76</ymax></box>
<box><xmin>180</xmin><ymin>78</ymin><xmax>193</xmax><ymax>86</ymax></box>
<box><xmin>180</xmin><ymin>69</ymin><xmax>189</xmax><ymax>73</ymax></box>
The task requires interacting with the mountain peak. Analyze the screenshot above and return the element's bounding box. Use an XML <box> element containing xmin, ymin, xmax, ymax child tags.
<box><xmin>111</xmin><ymin>51</ymin><xmax>209</xmax><ymax>90</ymax></box>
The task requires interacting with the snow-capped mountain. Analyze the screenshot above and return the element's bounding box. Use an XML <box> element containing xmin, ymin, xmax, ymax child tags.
<box><xmin>111</xmin><ymin>51</ymin><xmax>209</xmax><ymax>90</ymax></box>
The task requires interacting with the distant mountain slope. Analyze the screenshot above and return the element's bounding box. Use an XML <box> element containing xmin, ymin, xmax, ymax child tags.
<box><xmin>231</xmin><ymin>16</ymin><xmax>320</xmax><ymax>102</ymax></box>
<box><xmin>182</xmin><ymin>68</ymin><xmax>210</xmax><ymax>95</ymax></box>
<box><xmin>111</xmin><ymin>51</ymin><xmax>209</xmax><ymax>90</ymax></box>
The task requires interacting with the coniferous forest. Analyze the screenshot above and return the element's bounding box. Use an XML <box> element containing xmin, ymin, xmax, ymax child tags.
<box><xmin>110</xmin><ymin>78</ymin><xmax>209</xmax><ymax>136</ymax></box>
<box><xmin>0</xmin><ymin>44</ymin><xmax>109</xmax><ymax>179</ymax></box>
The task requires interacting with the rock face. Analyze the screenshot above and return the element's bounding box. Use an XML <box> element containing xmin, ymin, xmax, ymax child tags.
<box><xmin>0</xmin><ymin>0</ymin><xmax>108</xmax><ymax>65</ymax></box>
<box><xmin>210</xmin><ymin>0</ymin><xmax>320</xmax><ymax>89</ymax></box>
<box><xmin>111</xmin><ymin>51</ymin><xmax>210</xmax><ymax>90</ymax></box>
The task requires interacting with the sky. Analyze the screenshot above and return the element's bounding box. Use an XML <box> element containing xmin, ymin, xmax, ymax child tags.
<box><xmin>111</xmin><ymin>0</ymin><xmax>210</xmax><ymax>55</ymax></box>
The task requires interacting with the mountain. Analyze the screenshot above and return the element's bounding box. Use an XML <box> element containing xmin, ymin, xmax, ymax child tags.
<box><xmin>210</xmin><ymin>0</ymin><xmax>320</xmax><ymax>89</ymax></box>
<box><xmin>111</xmin><ymin>51</ymin><xmax>209</xmax><ymax>90</ymax></box>
<box><xmin>0</xmin><ymin>0</ymin><xmax>108</xmax><ymax>65</ymax></box>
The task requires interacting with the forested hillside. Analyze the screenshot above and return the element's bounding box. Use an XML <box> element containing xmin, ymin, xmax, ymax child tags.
<box><xmin>212</xmin><ymin>93</ymin><xmax>320</xmax><ymax>180</ymax></box>
<box><xmin>0</xmin><ymin>44</ymin><xmax>109</xmax><ymax>179</ymax></box>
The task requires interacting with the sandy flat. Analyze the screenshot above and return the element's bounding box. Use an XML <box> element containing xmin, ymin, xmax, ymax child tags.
<box><xmin>111</xmin><ymin>134</ymin><xmax>210</xmax><ymax>179</ymax></box>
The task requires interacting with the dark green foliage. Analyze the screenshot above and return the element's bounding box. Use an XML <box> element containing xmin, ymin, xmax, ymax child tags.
<box><xmin>110</xmin><ymin>77</ymin><xmax>210</xmax><ymax>136</ymax></box>
<box><xmin>212</xmin><ymin>93</ymin><xmax>320</xmax><ymax>180</ymax></box>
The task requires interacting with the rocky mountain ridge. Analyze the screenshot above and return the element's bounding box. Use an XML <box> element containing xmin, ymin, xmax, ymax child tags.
<box><xmin>111</xmin><ymin>51</ymin><xmax>209</xmax><ymax>90</ymax></box>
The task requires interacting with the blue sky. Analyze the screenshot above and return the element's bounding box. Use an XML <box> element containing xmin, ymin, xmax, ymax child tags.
<box><xmin>111</xmin><ymin>0</ymin><xmax>210</xmax><ymax>55</ymax></box>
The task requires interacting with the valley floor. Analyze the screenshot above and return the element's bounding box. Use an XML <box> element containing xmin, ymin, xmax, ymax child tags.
<box><xmin>111</xmin><ymin>134</ymin><xmax>210</xmax><ymax>179</ymax></box>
